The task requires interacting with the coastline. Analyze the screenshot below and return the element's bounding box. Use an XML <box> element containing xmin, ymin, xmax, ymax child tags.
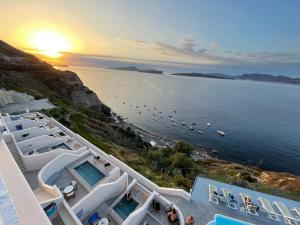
<box><xmin>111</xmin><ymin>112</ymin><xmax>218</xmax><ymax>161</ymax></box>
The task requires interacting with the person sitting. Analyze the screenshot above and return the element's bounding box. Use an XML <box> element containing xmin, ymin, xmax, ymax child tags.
<box><xmin>126</xmin><ymin>192</ymin><xmax>133</xmax><ymax>202</ymax></box>
<box><xmin>185</xmin><ymin>215</ymin><xmax>194</xmax><ymax>225</ymax></box>
<box><xmin>244</xmin><ymin>196</ymin><xmax>260</xmax><ymax>211</ymax></box>
<box><xmin>228</xmin><ymin>193</ymin><xmax>238</xmax><ymax>203</ymax></box>
<box><xmin>244</xmin><ymin>196</ymin><xmax>252</xmax><ymax>205</ymax></box>
<box><xmin>167</xmin><ymin>208</ymin><xmax>178</xmax><ymax>223</ymax></box>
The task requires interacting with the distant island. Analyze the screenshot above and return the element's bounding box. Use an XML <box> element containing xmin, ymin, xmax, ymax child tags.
<box><xmin>109</xmin><ymin>66</ymin><xmax>163</xmax><ymax>74</ymax></box>
<box><xmin>172</xmin><ymin>72</ymin><xmax>300</xmax><ymax>85</ymax></box>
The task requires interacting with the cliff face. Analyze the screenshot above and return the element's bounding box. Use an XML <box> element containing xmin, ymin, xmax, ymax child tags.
<box><xmin>0</xmin><ymin>40</ymin><xmax>102</xmax><ymax>111</ymax></box>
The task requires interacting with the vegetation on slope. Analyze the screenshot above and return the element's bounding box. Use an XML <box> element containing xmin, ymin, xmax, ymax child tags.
<box><xmin>42</xmin><ymin>105</ymin><xmax>300</xmax><ymax>201</ymax></box>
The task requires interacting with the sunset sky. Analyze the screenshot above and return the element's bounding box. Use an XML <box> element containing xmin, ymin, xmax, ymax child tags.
<box><xmin>1</xmin><ymin>0</ymin><xmax>300</xmax><ymax>74</ymax></box>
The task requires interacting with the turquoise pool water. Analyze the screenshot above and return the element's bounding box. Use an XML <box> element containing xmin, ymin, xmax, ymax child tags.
<box><xmin>74</xmin><ymin>161</ymin><xmax>105</xmax><ymax>186</ymax></box>
<box><xmin>113</xmin><ymin>196</ymin><xmax>138</xmax><ymax>220</ymax></box>
<box><xmin>207</xmin><ymin>214</ymin><xmax>253</xmax><ymax>225</ymax></box>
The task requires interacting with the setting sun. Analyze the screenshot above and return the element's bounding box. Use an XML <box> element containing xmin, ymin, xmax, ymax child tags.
<box><xmin>29</xmin><ymin>29</ymin><xmax>71</xmax><ymax>58</ymax></box>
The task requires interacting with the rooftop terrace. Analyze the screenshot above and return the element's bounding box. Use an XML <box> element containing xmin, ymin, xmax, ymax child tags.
<box><xmin>163</xmin><ymin>177</ymin><xmax>300</xmax><ymax>225</ymax></box>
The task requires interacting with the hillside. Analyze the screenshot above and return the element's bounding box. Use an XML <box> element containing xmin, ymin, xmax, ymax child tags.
<box><xmin>1</xmin><ymin>40</ymin><xmax>299</xmax><ymax>201</ymax></box>
<box><xmin>172</xmin><ymin>72</ymin><xmax>300</xmax><ymax>85</ymax></box>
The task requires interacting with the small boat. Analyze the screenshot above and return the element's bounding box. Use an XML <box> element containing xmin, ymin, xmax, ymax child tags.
<box><xmin>153</xmin><ymin>114</ymin><xmax>156</xmax><ymax>117</ymax></box>
<box><xmin>206</xmin><ymin>122</ymin><xmax>211</xmax><ymax>126</ymax></box>
<box><xmin>136</xmin><ymin>106</ymin><xmax>139</xmax><ymax>108</ymax></box>
<box><xmin>154</xmin><ymin>107</ymin><xmax>157</xmax><ymax>110</ymax></box>
<box><xmin>172</xmin><ymin>123</ymin><xmax>176</xmax><ymax>126</ymax></box>
<box><xmin>197</xmin><ymin>130</ymin><xmax>204</xmax><ymax>134</ymax></box>
<box><xmin>189</xmin><ymin>126</ymin><xmax>194</xmax><ymax>130</ymax></box>
<box><xmin>174</xmin><ymin>110</ymin><xmax>177</xmax><ymax>113</ymax></box>
<box><xmin>159</xmin><ymin>111</ymin><xmax>162</xmax><ymax>114</ymax></box>
<box><xmin>169</xmin><ymin>115</ymin><xmax>173</xmax><ymax>118</ymax></box>
<box><xmin>123</xmin><ymin>102</ymin><xmax>125</xmax><ymax>104</ymax></box>
<box><xmin>171</xmin><ymin>118</ymin><xmax>175</xmax><ymax>122</ymax></box>
<box><xmin>138</xmin><ymin>112</ymin><xmax>142</xmax><ymax>114</ymax></box>
<box><xmin>192</xmin><ymin>122</ymin><xmax>196</xmax><ymax>126</ymax></box>
<box><xmin>182</xmin><ymin>121</ymin><xmax>186</xmax><ymax>126</ymax></box>
<box><xmin>144</xmin><ymin>104</ymin><xmax>147</xmax><ymax>107</ymax></box>
<box><xmin>217</xmin><ymin>130</ymin><xmax>225</xmax><ymax>136</ymax></box>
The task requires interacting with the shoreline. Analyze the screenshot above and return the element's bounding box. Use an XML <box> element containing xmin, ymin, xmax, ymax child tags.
<box><xmin>111</xmin><ymin>112</ymin><xmax>217</xmax><ymax>161</ymax></box>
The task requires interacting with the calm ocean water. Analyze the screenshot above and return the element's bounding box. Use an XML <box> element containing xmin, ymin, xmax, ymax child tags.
<box><xmin>70</xmin><ymin>66</ymin><xmax>300</xmax><ymax>175</ymax></box>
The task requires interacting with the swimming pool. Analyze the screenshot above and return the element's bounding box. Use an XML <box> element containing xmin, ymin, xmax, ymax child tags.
<box><xmin>113</xmin><ymin>196</ymin><xmax>138</xmax><ymax>220</ymax></box>
<box><xmin>52</xmin><ymin>143</ymin><xmax>71</xmax><ymax>150</ymax></box>
<box><xmin>207</xmin><ymin>214</ymin><xmax>254</xmax><ymax>225</ymax></box>
<box><xmin>74</xmin><ymin>161</ymin><xmax>105</xmax><ymax>186</ymax></box>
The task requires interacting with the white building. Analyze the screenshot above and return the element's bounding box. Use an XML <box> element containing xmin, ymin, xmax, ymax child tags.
<box><xmin>0</xmin><ymin>112</ymin><xmax>299</xmax><ymax>225</ymax></box>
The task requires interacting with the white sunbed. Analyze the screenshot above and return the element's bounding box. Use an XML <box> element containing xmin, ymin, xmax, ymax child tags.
<box><xmin>274</xmin><ymin>201</ymin><xmax>299</xmax><ymax>225</ymax></box>
<box><xmin>208</xmin><ymin>184</ymin><xmax>219</xmax><ymax>204</ymax></box>
<box><xmin>221</xmin><ymin>188</ymin><xmax>237</xmax><ymax>209</ymax></box>
<box><xmin>257</xmin><ymin>197</ymin><xmax>280</xmax><ymax>221</ymax></box>
<box><xmin>292</xmin><ymin>208</ymin><xmax>300</xmax><ymax>218</ymax></box>
<box><xmin>239</xmin><ymin>193</ymin><xmax>259</xmax><ymax>216</ymax></box>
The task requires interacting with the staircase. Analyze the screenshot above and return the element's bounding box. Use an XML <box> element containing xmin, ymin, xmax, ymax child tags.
<box><xmin>6</xmin><ymin>140</ymin><xmax>26</xmax><ymax>172</ymax></box>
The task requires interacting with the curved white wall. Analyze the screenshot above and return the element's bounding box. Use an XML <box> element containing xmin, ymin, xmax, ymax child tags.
<box><xmin>122</xmin><ymin>192</ymin><xmax>155</xmax><ymax>225</ymax></box>
<box><xmin>72</xmin><ymin>173</ymin><xmax>128</xmax><ymax>221</ymax></box>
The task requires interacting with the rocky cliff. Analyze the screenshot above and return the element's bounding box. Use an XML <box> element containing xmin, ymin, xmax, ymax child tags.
<box><xmin>0</xmin><ymin>40</ymin><xmax>102</xmax><ymax>111</ymax></box>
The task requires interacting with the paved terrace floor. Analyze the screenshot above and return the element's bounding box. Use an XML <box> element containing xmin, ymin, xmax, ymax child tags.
<box><xmin>53</xmin><ymin>168</ymin><xmax>88</xmax><ymax>207</ymax></box>
<box><xmin>164</xmin><ymin>177</ymin><xmax>300</xmax><ymax>225</ymax></box>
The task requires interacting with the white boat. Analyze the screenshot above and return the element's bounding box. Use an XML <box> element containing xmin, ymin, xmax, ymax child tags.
<box><xmin>189</xmin><ymin>126</ymin><xmax>194</xmax><ymax>130</ymax></box>
<box><xmin>172</xmin><ymin>123</ymin><xmax>176</xmax><ymax>126</ymax></box>
<box><xmin>197</xmin><ymin>130</ymin><xmax>204</xmax><ymax>134</ymax></box>
<box><xmin>217</xmin><ymin>130</ymin><xmax>225</xmax><ymax>136</ymax></box>
<box><xmin>182</xmin><ymin>121</ymin><xmax>186</xmax><ymax>126</ymax></box>
<box><xmin>207</xmin><ymin>122</ymin><xmax>211</xmax><ymax>126</ymax></box>
<box><xmin>171</xmin><ymin>118</ymin><xmax>175</xmax><ymax>122</ymax></box>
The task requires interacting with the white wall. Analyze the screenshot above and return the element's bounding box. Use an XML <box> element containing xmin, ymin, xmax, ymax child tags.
<box><xmin>13</xmin><ymin>127</ymin><xmax>54</xmax><ymax>142</ymax></box>
<box><xmin>50</xmin><ymin>119</ymin><xmax>109</xmax><ymax>158</ymax></box>
<box><xmin>123</xmin><ymin>191</ymin><xmax>155</xmax><ymax>225</ymax></box>
<box><xmin>51</xmin><ymin>118</ymin><xmax>191</xmax><ymax>201</ymax></box>
<box><xmin>107</xmin><ymin>155</ymin><xmax>191</xmax><ymax>201</ymax></box>
<box><xmin>154</xmin><ymin>193</ymin><xmax>185</xmax><ymax>225</ymax></box>
<box><xmin>7</xmin><ymin>119</ymin><xmax>45</xmax><ymax>132</ymax></box>
<box><xmin>72</xmin><ymin>173</ymin><xmax>128</xmax><ymax>221</ymax></box>
<box><xmin>18</xmin><ymin>135</ymin><xmax>64</xmax><ymax>153</ymax></box>
<box><xmin>38</xmin><ymin>151</ymin><xmax>90</xmax><ymax>189</ymax></box>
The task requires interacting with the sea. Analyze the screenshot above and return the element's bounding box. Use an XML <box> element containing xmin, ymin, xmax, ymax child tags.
<box><xmin>69</xmin><ymin>66</ymin><xmax>300</xmax><ymax>176</ymax></box>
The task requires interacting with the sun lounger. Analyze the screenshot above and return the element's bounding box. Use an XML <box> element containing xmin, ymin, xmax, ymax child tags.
<box><xmin>208</xmin><ymin>184</ymin><xmax>219</xmax><ymax>204</ymax></box>
<box><xmin>257</xmin><ymin>197</ymin><xmax>280</xmax><ymax>221</ymax></box>
<box><xmin>221</xmin><ymin>188</ymin><xmax>237</xmax><ymax>209</ymax></box>
<box><xmin>274</xmin><ymin>201</ymin><xmax>299</xmax><ymax>225</ymax></box>
<box><xmin>239</xmin><ymin>193</ymin><xmax>259</xmax><ymax>216</ymax></box>
<box><xmin>292</xmin><ymin>208</ymin><xmax>300</xmax><ymax>218</ymax></box>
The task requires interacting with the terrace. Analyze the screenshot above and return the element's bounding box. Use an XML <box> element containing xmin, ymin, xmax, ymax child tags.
<box><xmin>19</xmin><ymin>136</ymin><xmax>83</xmax><ymax>156</ymax></box>
<box><xmin>42</xmin><ymin>152</ymin><xmax>116</xmax><ymax>206</ymax></box>
<box><xmin>163</xmin><ymin>177</ymin><xmax>300</xmax><ymax>225</ymax></box>
<box><xmin>82</xmin><ymin>182</ymin><xmax>152</xmax><ymax>225</ymax></box>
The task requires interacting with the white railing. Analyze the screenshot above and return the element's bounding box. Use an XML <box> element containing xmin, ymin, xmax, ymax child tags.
<box><xmin>107</xmin><ymin>155</ymin><xmax>191</xmax><ymax>201</ymax></box>
<box><xmin>155</xmin><ymin>193</ymin><xmax>185</xmax><ymax>225</ymax></box>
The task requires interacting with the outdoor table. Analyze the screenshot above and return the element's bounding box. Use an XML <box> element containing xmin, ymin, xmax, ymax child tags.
<box><xmin>98</xmin><ymin>218</ymin><xmax>109</xmax><ymax>225</ymax></box>
<box><xmin>63</xmin><ymin>185</ymin><xmax>74</xmax><ymax>194</ymax></box>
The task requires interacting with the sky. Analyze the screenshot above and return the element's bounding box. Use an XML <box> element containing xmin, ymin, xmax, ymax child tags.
<box><xmin>1</xmin><ymin>0</ymin><xmax>300</xmax><ymax>75</ymax></box>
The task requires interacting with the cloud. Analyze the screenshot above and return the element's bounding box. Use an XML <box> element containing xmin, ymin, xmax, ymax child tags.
<box><xmin>101</xmin><ymin>37</ymin><xmax>300</xmax><ymax>73</ymax></box>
